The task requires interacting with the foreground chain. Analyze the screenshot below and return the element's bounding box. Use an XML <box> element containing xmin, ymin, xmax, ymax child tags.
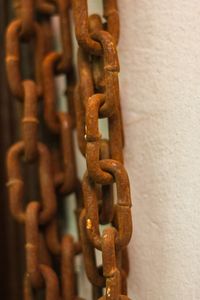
<box><xmin>5</xmin><ymin>1</ymin><xmax>133</xmax><ymax>299</ymax></box>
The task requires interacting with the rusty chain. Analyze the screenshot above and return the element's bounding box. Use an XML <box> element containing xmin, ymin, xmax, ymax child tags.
<box><xmin>5</xmin><ymin>0</ymin><xmax>133</xmax><ymax>299</ymax></box>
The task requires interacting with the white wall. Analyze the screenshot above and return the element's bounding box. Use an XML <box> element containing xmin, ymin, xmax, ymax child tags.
<box><xmin>118</xmin><ymin>1</ymin><xmax>200</xmax><ymax>299</ymax></box>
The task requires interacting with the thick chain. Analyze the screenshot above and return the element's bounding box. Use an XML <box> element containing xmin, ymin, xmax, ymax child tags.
<box><xmin>73</xmin><ymin>1</ymin><xmax>132</xmax><ymax>299</ymax></box>
<box><xmin>5</xmin><ymin>1</ymin><xmax>133</xmax><ymax>299</ymax></box>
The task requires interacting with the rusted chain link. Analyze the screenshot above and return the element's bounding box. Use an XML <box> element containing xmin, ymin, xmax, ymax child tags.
<box><xmin>7</xmin><ymin>141</ymin><xmax>57</xmax><ymax>224</ymax></box>
<box><xmin>72</xmin><ymin>0</ymin><xmax>119</xmax><ymax>55</ymax></box>
<box><xmin>6</xmin><ymin>19</ymin><xmax>44</xmax><ymax>99</ymax></box>
<box><xmin>5</xmin><ymin>0</ymin><xmax>133</xmax><ymax>299</ymax></box>
<box><xmin>22</xmin><ymin>80</ymin><xmax>39</xmax><ymax>161</ymax></box>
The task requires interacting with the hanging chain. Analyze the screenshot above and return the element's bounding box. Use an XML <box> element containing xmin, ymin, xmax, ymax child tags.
<box><xmin>5</xmin><ymin>0</ymin><xmax>133</xmax><ymax>299</ymax></box>
<box><xmin>73</xmin><ymin>1</ymin><xmax>132</xmax><ymax>299</ymax></box>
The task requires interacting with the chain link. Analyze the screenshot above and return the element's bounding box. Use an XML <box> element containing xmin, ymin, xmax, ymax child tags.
<box><xmin>5</xmin><ymin>0</ymin><xmax>133</xmax><ymax>299</ymax></box>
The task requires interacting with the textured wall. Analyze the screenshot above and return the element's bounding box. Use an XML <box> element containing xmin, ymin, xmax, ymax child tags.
<box><xmin>118</xmin><ymin>1</ymin><xmax>200</xmax><ymax>299</ymax></box>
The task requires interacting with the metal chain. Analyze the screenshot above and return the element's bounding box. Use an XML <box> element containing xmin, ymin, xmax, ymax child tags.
<box><xmin>73</xmin><ymin>1</ymin><xmax>132</xmax><ymax>299</ymax></box>
<box><xmin>5</xmin><ymin>0</ymin><xmax>133</xmax><ymax>299</ymax></box>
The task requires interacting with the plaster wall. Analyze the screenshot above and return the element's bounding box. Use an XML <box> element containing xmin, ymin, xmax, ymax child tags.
<box><xmin>118</xmin><ymin>1</ymin><xmax>200</xmax><ymax>299</ymax></box>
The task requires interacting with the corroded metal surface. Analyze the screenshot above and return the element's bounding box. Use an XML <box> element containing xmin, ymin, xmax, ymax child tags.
<box><xmin>4</xmin><ymin>1</ymin><xmax>133</xmax><ymax>299</ymax></box>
